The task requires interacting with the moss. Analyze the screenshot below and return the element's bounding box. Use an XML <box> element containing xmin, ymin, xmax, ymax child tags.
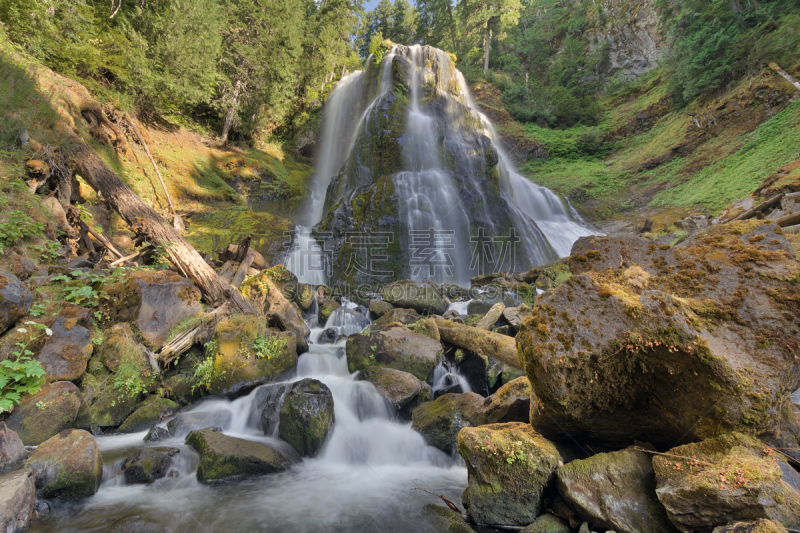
<box><xmin>117</xmin><ymin>396</ymin><xmax>180</xmax><ymax>433</ymax></box>
<box><xmin>421</xmin><ymin>504</ymin><xmax>475</xmax><ymax>533</ymax></box>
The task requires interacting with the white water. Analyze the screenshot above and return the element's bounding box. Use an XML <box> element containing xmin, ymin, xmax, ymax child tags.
<box><xmin>431</xmin><ymin>362</ymin><xmax>472</xmax><ymax>396</ymax></box>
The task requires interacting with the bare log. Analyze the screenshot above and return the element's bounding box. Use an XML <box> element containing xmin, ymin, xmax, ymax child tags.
<box><xmin>231</xmin><ymin>250</ymin><xmax>256</xmax><ymax>288</ymax></box>
<box><xmin>157</xmin><ymin>304</ymin><xmax>229</xmax><ymax>366</ymax></box>
<box><xmin>232</xmin><ymin>235</ymin><xmax>252</xmax><ymax>263</ymax></box>
<box><xmin>433</xmin><ymin>318</ymin><xmax>521</xmax><ymax>369</ymax></box>
<box><xmin>770</xmin><ymin>62</ymin><xmax>800</xmax><ymax>93</ymax></box>
<box><xmin>73</xmin><ymin>144</ymin><xmax>257</xmax><ymax>313</ymax></box>
<box><xmin>475</xmin><ymin>303</ymin><xmax>505</xmax><ymax>331</ymax></box>
<box><xmin>125</xmin><ymin>115</ymin><xmax>176</xmax><ymax>215</ymax></box>
<box><xmin>78</xmin><ymin>220</ymin><xmax>124</xmax><ymax>259</ymax></box>
<box><xmin>729</xmin><ymin>193</ymin><xmax>784</xmax><ymax>222</ymax></box>
<box><xmin>777</xmin><ymin>211</ymin><xmax>800</xmax><ymax>228</ymax></box>
<box><xmin>219</xmin><ymin>244</ymin><xmax>268</xmax><ymax>270</ymax></box>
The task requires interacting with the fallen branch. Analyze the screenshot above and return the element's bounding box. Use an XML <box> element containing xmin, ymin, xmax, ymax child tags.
<box><xmin>157</xmin><ymin>303</ymin><xmax>229</xmax><ymax>366</ymax></box>
<box><xmin>78</xmin><ymin>220</ymin><xmax>124</xmax><ymax>260</ymax></box>
<box><xmin>729</xmin><ymin>193</ymin><xmax>784</xmax><ymax>222</ymax></box>
<box><xmin>777</xmin><ymin>211</ymin><xmax>800</xmax><ymax>228</ymax></box>
<box><xmin>411</xmin><ymin>487</ymin><xmax>463</xmax><ymax>515</ymax></box>
<box><xmin>125</xmin><ymin>115</ymin><xmax>176</xmax><ymax>215</ymax></box>
<box><xmin>434</xmin><ymin>318</ymin><xmax>521</xmax><ymax>369</ymax></box>
<box><xmin>109</xmin><ymin>248</ymin><xmax>147</xmax><ymax>267</ymax></box>
<box><xmin>770</xmin><ymin>62</ymin><xmax>800</xmax><ymax>93</ymax></box>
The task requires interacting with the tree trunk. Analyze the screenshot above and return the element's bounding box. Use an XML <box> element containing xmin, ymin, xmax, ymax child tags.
<box><xmin>770</xmin><ymin>62</ymin><xmax>800</xmax><ymax>93</ymax></box>
<box><xmin>73</xmin><ymin>145</ymin><xmax>257</xmax><ymax>314</ymax></box>
<box><xmin>434</xmin><ymin>318</ymin><xmax>521</xmax><ymax>369</ymax></box>
<box><xmin>220</xmin><ymin>79</ymin><xmax>244</xmax><ymax>144</ymax></box>
<box><xmin>483</xmin><ymin>20</ymin><xmax>491</xmax><ymax>75</ymax></box>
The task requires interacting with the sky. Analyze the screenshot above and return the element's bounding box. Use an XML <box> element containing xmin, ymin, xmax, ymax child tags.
<box><xmin>363</xmin><ymin>0</ymin><xmax>381</xmax><ymax>9</ymax></box>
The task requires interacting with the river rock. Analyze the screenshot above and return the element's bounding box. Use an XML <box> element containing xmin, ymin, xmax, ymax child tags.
<box><xmin>318</xmin><ymin>327</ymin><xmax>337</xmax><ymax>344</ymax></box>
<box><xmin>0</xmin><ymin>270</ymin><xmax>32</xmax><ymax>335</ymax></box>
<box><xmin>318</xmin><ymin>299</ymin><xmax>341</xmax><ymax>323</ymax></box>
<box><xmin>467</xmin><ymin>291</ymin><xmax>521</xmax><ymax>315</ymax></box>
<box><xmin>279</xmin><ymin>378</ymin><xmax>335</xmax><ymax>457</ymax></box>
<box><xmin>458</xmin><ymin>422</ymin><xmax>563</xmax><ymax>526</ymax></box>
<box><xmin>186</xmin><ymin>428</ymin><xmax>297</xmax><ymax>484</ymax></box>
<box><xmin>380</xmin><ymin>280</ymin><xmax>448</xmax><ymax>315</ymax></box>
<box><xmin>144</xmin><ymin>426</ymin><xmax>170</xmax><ymax>442</ymax></box>
<box><xmin>117</xmin><ymin>396</ymin><xmax>181</xmax><ymax>433</ymax></box>
<box><xmin>411</xmin><ymin>392</ymin><xmax>486</xmax><ymax>453</ymax></box>
<box><xmin>104</xmin><ymin>515</ymin><xmax>161</xmax><ymax>533</ymax></box>
<box><xmin>239</xmin><ymin>271</ymin><xmax>310</xmax><ymax>341</ymax></box>
<box><xmin>27</xmin><ymin>306</ymin><xmax>94</xmax><ymax>381</ymax></box>
<box><xmin>121</xmin><ymin>447</ymin><xmax>175</xmax><ymax>484</ymax></box>
<box><xmin>294</xmin><ymin>283</ymin><xmax>315</xmax><ymax>311</ymax></box>
<box><xmin>422</xmin><ymin>504</ymin><xmax>477</xmax><ymax>533</ymax></box>
<box><xmin>713</xmin><ymin>520</ymin><xmax>789</xmax><ymax>533</ymax></box>
<box><xmin>368</xmin><ymin>299</ymin><xmax>394</xmax><ymax>318</ymax></box>
<box><xmin>481</xmin><ymin>377</ymin><xmax>531</xmax><ymax>424</ymax></box>
<box><xmin>24</xmin><ymin>429</ymin><xmax>103</xmax><ymax>500</ymax></box>
<box><xmin>5</xmin><ymin>381</ymin><xmax>92</xmax><ymax>445</ymax></box>
<box><xmin>653</xmin><ymin>432</ymin><xmax>800</xmax><ymax>531</ymax></box>
<box><xmin>253</xmin><ymin>383</ymin><xmax>291</xmax><ymax>436</ymax></box>
<box><xmin>502</xmin><ymin>305</ymin><xmax>531</xmax><ymax>333</ymax></box>
<box><xmin>556</xmin><ymin>447</ymin><xmax>675</xmax><ymax>533</ymax></box>
<box><xmin>207</xmin><ymin>315</ymin><xmax>297</xmax><ymax>395</ymax></box>
<box><xmin>163</xmin><ymin>372</ymin><xmax>202</xmax><ymax>405</ymax></box>
<box><xmin>356</xmin><ymin>366</ymin><xmax>433</xmax><ymax>419</ymax></box>
<box><xmin>346</xmin><ymin>327</ymin><xmax>441</xmax><ymax>380</ymax></box>
<box><xmin>0</xmin><ymin>423</ymin><xmax>26</xmax><ymax>471</ymax></box>
<box><xmin>374</xmin><ymin>307</ymin><xmax>421</xmax><ymax>329</ymax></box>
<box><xmin>167</xmin><ymin>411</ymin><xmax>233</xmax><ymax>437</ymax></box>
<box><xmin>521</xmin><ymin>514</ymin><xmax>572</xmax><ymax>533</ymax></box>
<box><xmin>0</xmin><ymin>467</ymin><xmax>35</xmax><ymax>532</ymax></box>
<box><xmin>517</xmin><ymin>222</ymin><xmax>800</xmax><ymax>448</ymax></box>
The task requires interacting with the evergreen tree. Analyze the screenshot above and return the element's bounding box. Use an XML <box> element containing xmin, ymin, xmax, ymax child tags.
<box><xmin>374</xmin><ymin>0</ymin><xmax>395</xmax><ymax>39</ymax></box>
<box><xmin>458</xmin><ymin>0</ymin><xmax>521</xmax><ymax>74</ymax></box>
<box><xmin>391</xmin><ymin>0</ymin><xmax>415</xmax><ymax>44</ymax></box>
<box><xmin>415</xmin><ymin>0</ymin><xmax>456</xmax><ymax>48</ymax></box>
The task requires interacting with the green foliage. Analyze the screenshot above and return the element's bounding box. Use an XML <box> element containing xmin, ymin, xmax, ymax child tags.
<box><xmin>252</xmin><ymin>334</ymin><xmax>289</xmax><ymax>360</ymax></box>
<box><xmin>0</xmin><ymin>210</ymin><xmax>45</xmax><ymax>254</ymax></box>
<box><xmin>0</xmin><ymin>322</ymin><xmax>49</xmax><ymax>413</ymax></box>
<box><xmin>49</xmin><ymin>268</ymin><xmax>126</xmax><ymax>309</ymax></box>
<box><xmin>192</xmin><ymin>356</ymin><xmax>214</xmax><ymax>393</ymax></box>
<box><xmin>113</xmin><ymin>351</ymin><xmax>152</xmax><ymax>399</ymax></box>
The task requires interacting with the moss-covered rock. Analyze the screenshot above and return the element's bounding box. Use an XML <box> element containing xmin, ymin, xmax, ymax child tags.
<box><xmin>713</xmin><ymin>520</ymin><xmax>789</xmax><ymax>533</ymax></box>
<box><xmin>380</xmin><ymin>280</ymin><xmax>448</xmax><ymax>315</ymax></box>
<box><xmin>238</xmin><ymin>272</ymin><xmax>309</xmax><ymax>347</ymax></box>
<box><xmin>318</xmin><ymin>299</ymin><xmax>341</xmax><ymax>324</ymax></box>
<box><xmin>90</xmin><ymin>333</ymin><xmax>152</xmax><ymax>428</ymax></box>
<box><xmin>487</xmin><ymin>358</ymin><xmax>526</xmax><ymax>391</ymax></box>
<box><xmin>467</xmin><ymin>292</ymin><xmax>522</xmax><ymax>315</ymax></box>
<box><xmin>457</xmin><ymin>422</ymin><xmax>563</xmax><ymax>526</ymax></box>
<box><xmin>279</xmin><ymin>378</ymin><xmax>334</xmax><ymax>457</ymax></box>
<box><xmin>356</xmin><ymin>366</ymin><xmax>432</xmax><ymax>419</ymax></box>
<box><xmin>411</xmin><ymin>393</ymin><xmax>486</xmax><ymax>453</ymax></box>
<box><xmin>186</xmin><ymin>428</ymin><xmax>296</xmax><ymax>484</ymax></box>
<box><xmin>374</xmin><ymin>307</ymin><xmax>421</xmax><ymax>329</ymax></box>
<box><xmin>117</xmin><ymin>396</ymin><xmax>181</xmax><ymax>433</ymax></box>
<box><xmin>653</xmin><ymin>432</ymin><xmax>800</xmax><ymax>531</ymax></box>
<box><xmin>517</xmin><ymin>222</ymin><xmax>800</xmax><ymax>448</ymax></box>
<box><xmin>96</xmin><ymin>323</ymin><xmax>139</xmax><ymax>373</ymax></box>
<box><xmin>163</xmin><ymin>372</ymin><xmax>203</xmax><ymax>406</ymax></box>
<box><xmin>0</xmin><ymin>269</ymin><xmax>32</xmax><ymax>335</ymax></box>
<box><xmin>207</xmin><ymin>315</ymin><xmax>297</xmax><ymax>395</ymax></box>
<box><xmin>24</xmin><ymin>429</ymin><xmax>102</xmax><ymax>500</ymax></box>
<box><xmin>294</xmin><ymin>283</ymin><xmax>315</xmax><ymax>312</ymax></box>
<box><xmin>121</xmin><ymin>447</ymin><xmax>175</xmax><ymax>484</ymax></box>
<box><xmin>421</xmin><ymin>504</ymin><xmax>476</xmax><ymax>533</ymax></box>
<box><xmin>346</xmin><ymin>327</ymin><xmax>441</xmax><ymax>380</ymax></box>
<box><xmin>5</xmin><ymin>381</ymin><xmax>91</xmax><ymax>445</ymax></box>
<box><xmin>368</xmin><ymin>299</ymin><xmax>394</xmax><ymax>319</ymax></box>
<box><xmin>482</xmin><ymin>377</ymin><xmax>531</xmax><ymax>424</ymax></box>
<box><xmin>556</xmin><ymin>447</ymin><xmax>675</xmax><ymax>533</ymax></box>
<box><xmin>520</xmin><ymin>514</ymin><xmax>572</xmax><ymax>533</ymax></box>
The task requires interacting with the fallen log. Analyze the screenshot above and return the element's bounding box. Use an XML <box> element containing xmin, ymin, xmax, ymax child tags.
<box><xmin>777</xmin><ymin>211</ymin><xmax>800</xmax><ymax>228</ymax></box>
<box><xmin>729</xmin><ymin>193</ymin><xmax>784</xmax><ymax>222</ymax></box>
<box><xmin>125</xmin><ymin>115</ymin><xmax>176</xmax><ymax>215</ymax></box>
<box><xmin>219</xmin><ymin>244</ymin><xmax>268</xmax><ymax>270</ymax></box>
<box><xmin>770</xmin><ymin>62</ymin><xmax>800</xmax><ymax>93</ymax></box>
<box><xmin>433</xmin><ymin>318</ymin><xmax>521</xmax><ymax>369</ymax></box>
<box><xmin>157</xmin><ymin>303</ymin><xmax>229</xmax><ymax>366</ymax></box>
<box><xmin>231</xmin><ymin>250</ymin><xmax>256</xmax><ymax>288</ymax></box>
<box><xmin>78</xmin><ymin>220</ymin><xmax>124</xmax><ymax>260</ymax></box>
<box><xmin>73</xmin><ymin>143</ymin><xmax>257</xmax><ymax>314</ymax></box>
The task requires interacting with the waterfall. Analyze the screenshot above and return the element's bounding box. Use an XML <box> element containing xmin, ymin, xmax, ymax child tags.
<box><xmin>431</xmin><ymin>361</ymin><xmax>472</xmax><ymax>396</ymax></box>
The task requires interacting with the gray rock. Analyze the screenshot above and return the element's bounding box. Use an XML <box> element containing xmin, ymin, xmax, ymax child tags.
<box><xmin>356</xmin><ymin>366</ymin><xmax>432</xmax><ymax>420</ymax></box>
<box><xmin>0</xmin><ymin>423</ymin><xmax>27</xmax><ymax>471</ymax></box>
<box><xmin>411</xmin><ymin>393</ymin><xmax>486</xmax><ymax>453</ymax></box>
<box><xmin>24</xmin><ymin>429</ymin><xmax>103</xmax><ymax>500</ymax></box>
<box><xmin>674</xmin><ymin>214</ymin><xmax>709</xmax><ymax>232</ymax></box>
<box><xmin>521</xmin><ymin>514</ymin><xmax>572</xmax><ymax>533</ymax></box>
<box><xmin>279</xmin><ymin>378</ymin><xmax>335</xmax><ymax>457</ymax></box>
<box><xmin>0</xmin><ymin>468</ymin><xmax>35</xmax><ymax>532</ymax></box>
<box><xmin>34</xmin><ymin>316</ymin><xmax>93</xmax><ymax>381</ymax></box>
<box><xmin>380</xmin><ymin>280</ymin><xmax>448</xmax><ymax>315</ymax></box>
<box><xmin>368</xmin><ymin>299</ymin><xmax>394</xmax><ymax>318</ymax></box>
<box><xmin>144</xmin><ymin>426</ymin><xmax>170</xmax><ymax>442</ymax></box>
<box><xmin>5</xmin><ymin>381</ymin><xmax>92</xmax><ymax>445</ymax></box>
<box><xmin>317</xmin><ymin>327</ymin><xmax>338</xmax><ymax>344</ymax></box>
<box><xmin>467</xmin><ymin>292</ymin><xmax>522</xmax><ymax>315</ymax></box>
<box><xmin>122</xmin><ymin>447</ymin><xmax>176</xmax><ymax>484</ymax></box>
<box><xmin>0</xmin><ymin>269</ymin><xmax>32</xmax><ymax>334</ymax></box>
<box><xmin>253</xmin><ymin>383</ymin><xmax>291</xmax><ymax>436</ymax></box>
<box><xmin>133</xmin><ymin>273</ymin><xmax>203</xmax><ymax>347</ymax></box>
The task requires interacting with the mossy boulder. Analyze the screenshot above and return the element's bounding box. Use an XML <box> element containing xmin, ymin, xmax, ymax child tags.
<box><xmin>96</xmin><ymin>322</ymin><xmax>140</xmax><ymax>373</ymax></box>
<box><xmin>517</xmin><ymin>222</ymin><xmax>800</xmax><ymax>448</ymax></box>
<box><xmin>90</xmin><ymin>334</ymin><xmax>152</xmax><ymax>428</ymax></box>
<box><xmin>163</xmin><ymin>372</ymin><xmax>202</xmax><ymax>405</ymax></box>
<box><xmin>368</xmin><ymin>299</ymin><xmax>394</xmax><ymax>319</ymax></box>
<box><xmin>521</xmin><ymin>514</ymin><xmax>572</xmax><ymax>533</ymax></box>
<box><xmin>0</xmin><ymin>270</ymin><xmax>32</xmax><ymax>335</ymax></box>
<box><xmin>279</xmin><ymin>378</ymin><xmax>335</xmax><ymax>457</ymax></box>
<box><xmin>457</xmin><ymin>422</ymin><xmax>563</xmax><ymax>526</ymax></box>
<box><xmin>5</xmin><ymin>381</ymin><xmax>91</xmax><ymax>445</ymax></box>
<box><xmin>411</xmin><ymin>392</ymin><xmax>486</xmax><ymax>453</ymax></box>
<box><xmin>482</xmin><ymin>377</ymin><xmax>531</xmax><ymax>424</ymax></box>
<box><xmin>556</xmin><ymin>447</ymin><xmax>675</xmax><ymax>533</ymax></box>
<box><xmin>487</xmin><ymin>358</ymin><xmax>525</xmax><ymax>391</ymax></box>
<box><xmin>238</xmin><ymin>271</ymin><xmax>309</xmax><ymax>344</ymax></box>
<box><xmin>207</xmin><ymin>315</ymin><xmax>297</xmax><ymax>395</ymax></box>
<box><xmin>374</xmin><ymin>307</ymin><xmax>421</xmax><ymax>329</ymax></box>
<box><xmin>713</xmin><ymin>520</ymin><xmax>789</xmax><ymax>533</ymax></box>
<box><xmin>318</xmin><ymin>299</ymin><xmax>341</xmax><ymax>324</ymax></box>
<box><xmin>294</xmin><ymin>283</ymin><xmax>315</xmax><ymax>311</ymax></box>
<box><xmin>24</xmin><ymin>429</ymin><xmax>102</xmax><ymax>500</ymax></box>
<box><xmin>121</xmin><ymin>447</ymin><xmax>175</xmax><ymax>484</ymax></box>
<box><xmin>117</xmin><ymin>396</ymin><xmax>181</xmax><ymax>433</ymax></box>
<box><xmin>253</xmin><ymin>383</ymin><xmax>291</xmax><ymax>436</ymax></box>
<box><xmin>356</xmin><ymin>366</ymin><xmax>433</xmax><ymax>420</ymax></box>
<box><xmin>421</xmin><ymin>504</ymin><xmax>477</xmax><ymax>533</ymax></box>
<box><xmin>346</xmin><ymin>327</ymin><xmax>441</xmax><ymax>381</ymax></box>
<box><xmin>380</xmin><ymin>280</ymin><xmax>448</xmax><ymax>315</ymax></box>
<box><xmin>653</xmin><ymin>432</ymin><xmax>800</xmax><ymax>531</ymax></box>
<box><xmin>186</xmin><ymin>429</ymin><xmax>297</xmax><ymax>484</ymax></box>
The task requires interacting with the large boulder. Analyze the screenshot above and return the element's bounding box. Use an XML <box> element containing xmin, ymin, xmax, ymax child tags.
<box><xmin>0</xmin><ymin>270</ymin><xmax>32</xmax><ymax>335</ymax></box>
<box><xmin>34</xmin><ymin>314</ymin><xmax>94</xmax><ymax>381</ymax></box>
<box><xmin>368</xmin><ymin>299</ymin><xmax>394</xmax><ymax>319</ymax></box>
<box><xmin>457</xmin><ymin>422</ymin><xmax>563</xmax><ymax>526</ymax></box>
<box><xmin>411</xmin><ymin>392</ymin><xmax>486</xmax><ymax>453</ymax></box>
<box><xmin>121</xmin><ymin>447</ymin><xmax>176</xmax><ymax>484</ymax></box>
<box><xmin>556</xmin><ymin>447</ymin><xmax>675</xmax><ymax>533</ymax></box>
<box><xmin>374</xmin><ymin>307</ymin><xmax>421</xmax><ymax>329</ymax></box>
<box><xmin>117</xmin><ymin>396</ymin><xmax>181</xmax><ymax>433</ymax></box>
<box><xmin>279</xmin><ymin>378</ymin><xmax>335</xmax><ymax>457</ymax></box>
<box><xmin>421</xmin><ymin>504</ymin><xmax>477</xmax><ymax>533</ymax></box>
<box><xmin>517</xmin><ymin>221</ymin><xmax>800</xmax><ymax>448</ymax></box>
<box><xmin>653</xmin><ymin>432</ymin><xmax>800</xmax><ymax>531</ymax></box>
<box><xmin>24</xmin><ymin>429</ymin><xmax>103</xmax><ymax>500</ymax></box>
<box><xmin>318</xmin><ymin>299</ymin><xmax>341</xmax><ymax>323</ymax></box>
<box><xmin>356</xmin><ymin>366</ymin><xmax>433</xmax><ymax>419</ymax></box>
<box><xmin>0</xmin><ymin>423</ymin><xmax>26</xmax><ymax>470</ymax></box>
<box><xmin>380</xmin><ymin>280</ymin><xmax>448</xmax><ymax>315</ymax></box>
<box><xmin>346</xmin><ymin>327</ymin><xmax>442</xmax><ymax>381</ymax></box>
<box><xmin>186</xmin><ymin>428</ymin><xmax>297</xmax><ymax>484</ymax></box>
<box><xmin>5</xmin><ymin>381</ymin><xmax>91</xmax><ymax>445</ymax></box>
<box><xmin>521</xmin><ymin>514</ymin><xmax>571</xmax><ymax>533</ymax></box>
<box><xmin>252</xmin><ymin>383</ymin><xmax>291</xmax><ymax>436</ymax></box>
<box><xmin>207</xmin><ymin>315</ymin><xmax>297</xmax><ymax>395</ymax></box>
<box><xmin>0</xmin><ymin>468</ymin><xmax>35</xmax><ymax>532</ymax></box>
<box><xmin>267</xmin><ymin>311</ymin><xmax>309</xmax><ymax>354</ymax></box>
<box><xmin>481</xmin><ymin>377</ymin><xmax>531</xmax><ymax>424</ymax></box>
<box><xmin>239</xmin><ymin>271</ymin><xmax>310</xmax><ymax>340</ymax></box>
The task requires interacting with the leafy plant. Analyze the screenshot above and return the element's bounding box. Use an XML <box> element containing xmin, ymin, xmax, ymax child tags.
<box><xmin>192</xmin><ymin>356</ymin><xmax>214</xmax><ymax>393</ymax></box>
<box><xmin>253</xmin><ymin>334</ymin><xmax>288</xmax><ymax>360</ymax></box>
<box><xmin>0</xmin><ymin>322</ymin><xmax>49</xmax><ymax>413</ymax></box>
<box><xmin>0</xmin><ymin>210</ymin><xmax>45</xmax><ymax>253</ymax></box>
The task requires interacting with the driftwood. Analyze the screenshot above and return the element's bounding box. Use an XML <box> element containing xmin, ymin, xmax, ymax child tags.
<box><xmin>433</xmin><ymin>318</ymin><xmax>521</xmax><ymax>369</ymax></box>
<box><xmin>218</xmin><ymin>260</ymin><xmax>238</xmax><ymax>283</ymax></box>
<box><xmin>729</xmin><ymin>193</ymin><xmax>784</xmax><ymax>222</ymax></box>
<box><xmin>777</xmin><ymin>211</ymin><xmax>800</xmax><ymax>228</ymax></box>
<box><xmin>157</xmin><ymin>303</ymin><xmax>229</xmax><ymax>366</ymax></box>
<box><xmin>232</xmin><ymin>235</ymin><xmax>252</xmax><ymax>263</ymax></box>
<box><xmin>73</xmin><ymin>143</ymin><xmax>257</xmax><ymax>313</ymax></box>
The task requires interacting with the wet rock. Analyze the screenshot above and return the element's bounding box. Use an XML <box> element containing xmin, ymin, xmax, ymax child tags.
<box><xmin>556</xmin><ymin>447</ymin><xmax>675</xmax><ymax>533</ymax></box>
<box><xmin>267</xmin><ymin>311</ymin><xmax>309</xmax><ymax>354</ymax></box>
<box><xmin>0</xmin><ymin>467</ymin><xmax>35</xmax><ymax>532</ymax></box>
<box><xmin>517</xmin><ymin>222</ymin><xmax>800</xmax><ymax>448</ymax></box>
<box><xmin>144</xmin><ymin>426</ymin><xmax>170</xmax><ymax>442</ymax></box>
<box><xmin>207</xmin><ymin>315</ymin><xmax>297</xmax><ymax>395</ymax></box>
<box><xmin>318</xmin><ymin>299</ymin><xmax>341</xmax><ymax>324</ymax></box>
<box><xmin>294</xmin><ymin>283</ymin><xmax>316</xmax><ymax>311</ymax></box>
<box><xmin>90</xmin><ymin>381</ymin><xmax>145</xmax><ymax>429</ymax></box>
<box><xmin>486</xmin><ymin>358</ymin><xmax>525</xmax><ymax>392</ymax></box>
<box><xmin>186</xmin><ymin>428</ymin><xmax>297</xmax><ymax>484</ymax></box>
<box><xmin>675</xmin><ymin>214</ymin><xmax>709</xmax><ymax>232</ymax></box>
<box><xmin>0</xmin><ymin>269</ymin><xmax>32</xmax><ymax>334</ymax></box>
<box><xmin>467</xmin><ymin>291</ymin><xmax>522</xmax><ymax>315</ymax></box>
<box><xmin>434</xmin><ymin>383</ymin><xmax>464</xmax><ymax>398</ymax></box>
<box><xmin>279</xmin><ymin>378</ymin><xmax>335</xmax><ymax>457</ymax></box>
<box><xmin>458</xmin><ymin>422</ymin><xmax>563</xmax><ymax>526</ymax></box>
<box><xmin>24</xmin><ymin>429</ymin><xmax>103</xmax><ymax>500</ymax></box>
<box><xmin>167</xmin><ymin>411</ymin><xmax>232</xmax><ymax>437</ymax></box>
<box><xmin>253</xmin><ymin>383</ymin><xmax>291</xmax><ymax>436</ymax></box>
<box><xmin>521</xmin><ymin>514</ymin><xmax>572</xmax><ymax>533</ymax></box>
<box><xmin>163</xmin><ymin>372</ymin><xmax>202</xmax><ymax>406</ymax></box>
<box><xmin>411</xmin><ymin>392</ymin><xmax>486</xmax><ymax>453</ymax></box>
<box><xmin>481</xmin><ymin>377</ymin><xmax>531</xmax><ymax>424</ymax></box>
<box><xmin>103</xmin><ymin>515</ymin><xmax>161</xmax><ymax>533</ymax></box>
<box><xmin>653</xmin><ymin>432</ymin><xmax>800</xmax><ymax>531</ymax></box>
<box><xmin>502</xmin><ymin>305</ymin><xmax>532</xmax><ymax>334</ymax></box>
<box><xmin>318</xmin><ymin>327</ymin><xmax>338</xmax><ymax>344</ymax></box>
<box><xmin>368</xmin><ymin>299</ymin><xmax>394</xmax><ymax>319</ymax></box>
<box><xmin>356</xmin><ymin>366</ymin><xmax>432</xmax><ymax>420</ymax></box>
<box><xmin>380</xmin><ymin>280</ymin><xmax>448</xmax><ymax>315</ymax></box>
<box><xmin>117</xmin><ymin>396</ymin><xmax>181</xmax><ymax>433</ymax></box>
<box><xmin>421</xmin><ymin>504</ymin><xmax>477</xmax><ymax>533</ymax></box>
<box><xmin>5</xmin><ymin>381</ymin><xmax>92</xmax><ymax>445</ymax></box>
<box><xmin>374</xmin><ymin>307</ymin><xmax>421</xmax><ymax>329</ymax></box>
<box><xmin>455</xmin><ymin>350</ymin><xmax>489</xmax><ymax>397</ymax></box>
<box><xmin>346</xmin><ymin>327</ymin><xmax>442</xmax><ymax>381</ymax></box>
<box><xmin>239</xmin><ymin>271</ymin><xmax>310</xmax><ymax>341</ymax></box>
<box><xmin>475</xmin><ymin>303</ymin><xmax>505</xmax><ymax>330</ymax></box>
<box><xmin>121</xmin><ymin>447</ymin><xmax>175</xmax><ymax>484</ymax></box>
<box><xmin>0</xmin><ymin>423</ymin><xmax>26</xmax><ymax>470</ymax></box>
<box><xmin>713</xmin><ymin>520</ymin><xmax>789</xmax><ymax>533</ymax></box>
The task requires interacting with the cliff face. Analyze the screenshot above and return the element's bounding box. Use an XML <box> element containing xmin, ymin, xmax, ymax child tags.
<box><xmin>590</xmin><ymin>0</ymin><xmax>663</xmax><ymax>80</ymax></box>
